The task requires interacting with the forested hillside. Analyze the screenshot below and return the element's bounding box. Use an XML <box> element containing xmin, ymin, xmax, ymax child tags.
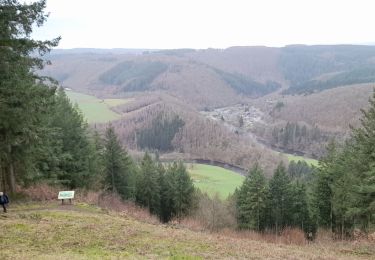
<box><xmin>280</xmin><ymin>45</ymin><xmax>375</xmax><ymax>94</ymax></box>
<box><xmin>1</xmin><ymin>2</ymin><xmax>375</xmax><ymax>258</ymax></box>
<box><xmin>43</xmin><ymin>45</ymin><xmax>375</xmax><ymax>103</ymax></box>
<box><xmin>100</xmin><ymin>96</ymin><xmax>284</xmax><ymax>174</ymax></box>
<box><xmin>38</xmin><ymin>44</ymin><xmax>375</xmax><ymax>160</ymax></box>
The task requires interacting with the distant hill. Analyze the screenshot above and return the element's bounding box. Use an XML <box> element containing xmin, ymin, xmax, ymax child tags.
<box><xmin>280</xmin><ymin>45</ymin><xmax>375</xmax><ymax>94</ymax></box>
<box><xmin>41</xmin><ymin>45</ymin><xmax>375</xmax><ymax>160</ymax></box>
<box><xmin>44</xmin><ymin>45</ymin><xmax>375</xmax><ymax>99</ymax></box>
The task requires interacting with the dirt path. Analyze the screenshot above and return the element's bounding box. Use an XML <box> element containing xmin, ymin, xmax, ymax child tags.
<box><xmin>3</xmin><ymin>202</ymin><xmax>102</xmax><ymax>215</ymax></box>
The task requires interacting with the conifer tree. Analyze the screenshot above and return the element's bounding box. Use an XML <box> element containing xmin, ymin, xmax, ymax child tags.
<box><xmin>315</xmin><ymin>91</ymin><xmax>375</xmax><ymax>235</ymax></box>
<box><xmin>312</xmin><ymin>141</ymin><xmax>337</xmax><ymax>230</ymax></box>
<box><xmin>290</xmin><ymin>181</ymin><xmax>311</xmax><ymax>233</ymax></box>
<box><xmin>0</xmin><ymin>0</ymin><xmax>59</xmax><ymax>192</ymax></box>
<box><xmin>49</xmin><ymin>88</ymin><xmax>93</xmax><ymax>188</ymax></box>
<box><xmin>236</xmin><ymin>164</ymin><xmax>269</xmax><ymax>231</ymax></box>
<box><xmin>87</xmin><ymin>130</ymin><xmax>106</xmax><ymax>189</ymax></box>
<box><xmin>159</xmin><ymin>163</ymin><xmax>176</xmax><ymax>222</ymax></box>
<box><xmin>173</xmin><ymin>161</ymin><xmax>195</xmax><ymax>221</ymax></box>
<box><xmin>136</xmin><ymin>152</ymin><xmax>160</xmax><ymax>214</ymax></box>
<box><xmin>348</xmin><ymin>90</ymin><xmax>375</xmax><ymax>231</ymax></box>
<box><xmin>103</xmin><ymin>125</ymin><xmax>135</xmax><ymax>199</ymax></box>
<box><xmin>269</xmin><ymin>163</ymin><xmax>293</xmax><ymax>233</ymax></box>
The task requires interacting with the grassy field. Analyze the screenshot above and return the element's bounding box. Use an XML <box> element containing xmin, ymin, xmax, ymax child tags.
<box><xmin>284</xmin><ymin>153</ymin><xmax>319</xmax><ymax>166</ymax></box>
<box><xmin>187</xmin><ymin>164</ymin><xmax>244</xmax><ymax>198</ymax></box>
<box><xmin>66</xmin><ymin>90</ymin><xmax>132</xmax><ymax>123</ymax></box>
<box><xmin>0</xmin><ymin>202</ymin><xmax>373</xmax><ymax>259</ymax></box>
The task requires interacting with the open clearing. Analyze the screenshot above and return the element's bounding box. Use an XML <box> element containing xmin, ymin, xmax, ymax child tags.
<box><xmin>66</xmin><ymin>90</ymin><xmax>132</xmax><ymax>123</ymax></box>
<box><xmin>187</xmin><ymin>164</ymin><xmax>244</xmax><ymax>198</ymax></box>
<box><xmin>284</xmin><ymin>153</ymin><xmax>319</xmax><ymax>166</ymax></box>
<box><xmin>0</xmin><ymin>203</ymin><xmax>373</xmax><ymax>259</ymax></box>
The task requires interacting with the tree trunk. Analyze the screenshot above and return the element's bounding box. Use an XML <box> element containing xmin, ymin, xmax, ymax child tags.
<box><xmin>276</xmin><ymin>220</ymin><xmax>278</xmax><ymax>235</ymax></box>
<box><xmin>330</xmin><ymin>203</ymin><xmax>333</xmax><ymax>233</ymax></box>
<box><xmin>8</xmin><ymin>161</ymin><xmax>16</xmax><ymax>194</ymax></box>
<box><xmin>341</xmin><ymin>218</ymin><xmax>344</xmax><ymax>240</ymax></box>
<box><xmin>257</xmin><ymin>201</ymin><xmax>260</xmax><ymax>231</ymax></box>
<box><xmin>7</xmin><ymin>144</ymin><xmax>16</xmax><ymax>194</ymax></box>
<box><xmin>1</xmin><ymin>165</ymin><xmax>6</xmax><ymax>193</ymax></box>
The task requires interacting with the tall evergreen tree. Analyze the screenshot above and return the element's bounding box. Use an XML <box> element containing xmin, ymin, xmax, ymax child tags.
<box><xmin>347</xmin><ymin>90</ymin><xmax>375</xmax><ymax>231</ymax></box>
<box><xmin>159</xmin><ymin>163</ymin><xmax>176</xmax><ymax>222</ymax></box>
<box><xmin>312</xmin><ymin>141</ymin><xmax>338</xmax><ymax>230</ymax></box>
<box><xmin>172</xmin><ymin>161</ymin><xmax>195</xmax><ymax>221</ymax></box>
<box><xmin>236</xmin><ymin>164</ymin><xmax>269</xmax><ymax>231</ymax></box>
<box><xmin>290</xmin><ymin>181</ymin><xmax>312</xmax><ymax>233</ymax></box>
<box><xmin>103</xmin><ymin>125</ymin><xmax>135</xmax><ymax>199</ymax></box>
<box><xmin>49</xmin><ymin>88</ymin><xmax>93</xmax><ymax>188</ymax></box>
<box><xmin>315</xmin><ymin>90</ymin><xmax>375</xmax><ymax>236</ymax></box>
<box><xmin>0</xmin><ymin>0</ymin><xmax>59</xmax><ymax>193</ymax></box>
<box><xmin>136</xmin><ymin>152</ymin><xmax>160</xmax><ymax>214</ymax></box>
<box><xmin>86</xmin><ymin>130</ymin><xmax>106</xmax><ymax>190</ymax></box>
<box><xmin>269</xmin><ymin>163</ymin><xmax>293</xmax><ymax>233</ymax></box>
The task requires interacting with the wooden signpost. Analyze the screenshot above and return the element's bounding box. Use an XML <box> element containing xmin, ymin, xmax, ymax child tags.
<box><xmin>58</xmin><ymin>191</ymin><xmax>75</xmax><ymax>205</ymax></box>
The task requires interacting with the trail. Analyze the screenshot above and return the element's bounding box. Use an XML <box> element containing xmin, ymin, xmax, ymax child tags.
<box><xmin>2</xmin><ymin>202</ymin><xmax>102</xmax><ymax>215</ymax></box>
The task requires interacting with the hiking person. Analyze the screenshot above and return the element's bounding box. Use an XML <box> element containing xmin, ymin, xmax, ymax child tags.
<box><xmin>0</xmin><ymin>192</ymin><xmax>9</xmax><ymax>213</ymax></box>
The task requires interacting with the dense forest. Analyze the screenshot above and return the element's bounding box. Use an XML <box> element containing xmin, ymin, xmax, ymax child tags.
<box><xmin>99</xmin><ymin>60</ymin><xmax>168</xmax><ymax>92</ymax></box>
<box><xmin>137</xmin><ymin>113</ymin><xmax>184</xmax><ymax>152</ymax></box>
<box><xmin>268</xmin><ymin>122</ymin><xmax>331</xmax><ymax>158</ymax></box>
<box><xmin>214</xmin><ymin>68</ymin><xmax>281</xmax><ymax>96</ymax></box>
<box><xmin>280</xmin><ymin>45</ymin><xmax>375</xmax><ymax>94</ymax></box>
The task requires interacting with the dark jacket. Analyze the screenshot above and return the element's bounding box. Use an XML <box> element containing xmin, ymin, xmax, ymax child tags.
<box><xmin>0</xmin><ymin>194</ymin><xmax>9</xmax><ymax>205</ymax></box>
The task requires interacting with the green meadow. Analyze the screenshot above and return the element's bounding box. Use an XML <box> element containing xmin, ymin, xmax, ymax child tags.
<box><xmin>66</xmin><ymin>90</ymin><xmax>132</xmax><ymax>123</ymax></box>
<box><xmin>187</xmin><ymin>163</ymin><xmax>244</xmax><ymax>198</ymax></box>
<box><xmin>284</xmin><ymin>153</ymin><xmax>319</xmax><ymax>166</ymax></box>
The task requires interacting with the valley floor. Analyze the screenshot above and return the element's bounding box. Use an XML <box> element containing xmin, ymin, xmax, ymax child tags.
<box><xmin>0</xmin><ymin>203</ymin><xmax>374</xmax><ymax>259</ymax></box>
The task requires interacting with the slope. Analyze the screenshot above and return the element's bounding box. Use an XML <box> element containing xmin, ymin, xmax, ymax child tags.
<box><xmin>187</xmin><ymin>163</ymin><xmax>245</xmax><ymax>198</ymax></box>
<box><xmin>1</xmin><ymin>203</ymin><xmax>373</xmax><ymax>259</ymax></box>
<box><xmin>41</xmin><ymin>46</ymin><xmax>375</xmax><ymax>160</ymax></box>
<box><xmin>268</xmin><ymin>83</ymin><xmax>374</xmax><ymax>131</ymax></box>
<box><xmin>66</xmin><ymin>90</ymin><xmax>131</xmax><ymax>123</ymax></box>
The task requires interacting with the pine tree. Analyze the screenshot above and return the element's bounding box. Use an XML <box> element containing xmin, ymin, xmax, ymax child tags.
<box><xmin>315</xmin><ymin>90</ymin><xmax>375</xmax><ymax>235</ymax></box>
<box><xmin>159</xmin><ymin>163</ymin><xmax>176</xmax><ymax>222</ymax></box>
<box><xmin>312</xmin><ymin>141</ymin><xmax>338</xmax><ymax>230</ymax></box>
<box><xmin>136</xmin><ymin>152</ymin><xmax>160</xmax><ymax>214</ymax></box>
<box><xmin>173</xmin><ymin>161</ymin><xmax>195</xmax><ymax>222</ymax></box>
<box><xmin>288</xmin><ymin>160</ymin><xmax>314</xmax><ymax>181</ymax></box>
<box><xmin>0</xmin><ymin>0</ymin><xmax>59</xmax><ymax>193</ymax></box>
<box><xmin>269</xmin><ymin>163</ymin><xmax>293</xmax><ymax>233</ymax></box>
<box><xmin>49</xmin><ymin>88</ymin><xmax>93</xmax><ymax>188</ymax></box>
<box><xmin>103</xmin><ymin>125</ymin><xmax>135</xmax><ymax>199</ymax></box>
<box><xmin>290</xmin><ymin>181</ymin><xmax>312</xmax><ymax>234</ymax></box>
<box><xmin>86</xmin><ymin>130</ymin><xmax>106</xmax><ymax>190</ymax></box>
<box><xmin>348</xmin><ymin>90</ymin><xmax>375</xmax><ymax>231</ymax></box>
<box><xmin>236</xmin><ymin>164</ymin><xmax>269</xmax><ymax>231</ymax></box>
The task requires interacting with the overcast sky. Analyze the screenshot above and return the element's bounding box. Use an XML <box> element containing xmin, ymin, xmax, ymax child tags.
<box><xmin>32</xmin><ymin>0</ymin><xmax>375</xmax><ymax>49</ymax></box>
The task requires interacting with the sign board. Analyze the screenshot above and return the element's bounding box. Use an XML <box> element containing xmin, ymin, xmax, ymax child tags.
<box><xmin>58</xmin><ymin>191</ymin><xmax>75</xmax><ymax>200</ymax></box>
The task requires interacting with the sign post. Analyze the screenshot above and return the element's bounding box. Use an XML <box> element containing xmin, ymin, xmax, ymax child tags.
<box><xmin>58</xmin><ymin>191</ymin><xmax>75</xmax><ymax>205</ymax></box>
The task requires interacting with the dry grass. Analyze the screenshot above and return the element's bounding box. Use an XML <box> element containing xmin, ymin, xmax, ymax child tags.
<box><xmin>178</xmin><ymin>216</ymin><xmax>375</xmax><ymax>257</ymax></box>
<box><xmin>3</xmin><ymin>183</ymin><xmax>375</xmax><ymax>259</ymax></box>
<box><xmin>180</xmin><ymin>220</ymin><xmax>308</xmax><ymax>246</ymax></box>
<box><xmin>18</xmin><ymin>183</ymin><xmax>61</xmax><ymax>201</ymax></box>
<box><xmin>8</xmin><ymin>185</ymin><xmax>374</xmax><ymax>259</ymax></box>
<box><xmin>17</xmin><ymin>184</ymin><xmax>160</xmax><ymax>226</ymax></box>
<box><xmin>1</xmin><ymin>202</ymin><xmax>374</xmax><ymax>259</ymax></box>
<box><xmin>96</xmin><ymin>193</ymin><xmax>159</xmax><ymax>224</ymax></box>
